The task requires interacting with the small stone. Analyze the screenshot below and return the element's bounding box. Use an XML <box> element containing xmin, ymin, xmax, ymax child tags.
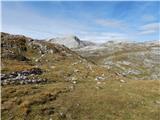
<box><xmin>95</xmin><ymin>76</ymin><xmax>105</xmax><ymax>81</ymax></box>
<box><xmin>69</xmin><ymin>85</ymin><xmax>74</xmax><ymax>91</ymax></box>
<box><xmin>95</xmin><ymin>86</ymin><xmax>103</xmax><ymax>90</ymax></box>
<box><xmin>43</xmin><ymin>79</ymin><xmax>47</xmax><ymax>82</ymax></box>
<box><xmin>51</xmin><ymin>66</ymin><xmax>55</xmax><ymax>69</ymax></box>
<box><xmin>49</xmin><ymin>50</ymin><xmax>54</xmax><ymax>54</ymax></box>
<box><xmin>59</xmin><ymin>112</ymin><xmax>66</xmax><ymax>118</ymax></box>
<box><xmin>72</xmin><ymin>81</ymin><xmax>77</xmax><ymax>84</ymax></box>
<box><xmin>35</xmin><ymin>59</ymin><xmax>39</xmax><ymax>62</ymax></box>
<box><xmin>74</xmin><ymin>69</ymin><xmax>79</xmax><ymax>73</ymax></box>
<box><xmin>154</xmin><ymin>100</ymin><xmax>160</xmax><ymax>104</ymax></box>
<box><xmin>32</xmin><ymin>80</ymin><xmax>36</xmax><ymax>83</ymax></box>
<box><xmin>76</xmin><ymin>103</ymin><xmax>80</xmax><ymax>107</ymax></box>
<box><xmin>120</xmin><ymin>79</ymin><xmax>126</xmax><ymax>83</ymax></box>
<box><xmin>20</xmin><ymin>81</ymin><xmax>24</xmax><ymax>85</ymax></box>
<box><xmin>97</xmin><ymin>81</ymin><xmax>101</xmax><ymax>85</ymax></box>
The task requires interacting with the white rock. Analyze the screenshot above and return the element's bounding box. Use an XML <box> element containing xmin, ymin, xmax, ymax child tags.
<box><xmin>120</xmin><ymin>79</ymin><xmax>126</xmax><ymax>83</ymax></box>
<box><xmin>72</xmin><ymin>81</ymin><xmax>77</xmax><ymax>84</ymax></box>
<box><xmin>35</xmin><ymin>59</ymin><xmax>39</xmax><ymax>62</ymax></box>
<box><xmin>95</xmin><ymin>76</ymin><xmax>105</xmax><ymax>81</ymax></box>
<box><xmin>155</xmin><ymin>100</ymin><xmax>160</xmax><ymax>104</ymax></box>
<box><xmin>97</xmin><ymin>81</ymin><xmax>101</xmax><ymax>85</ymax></box>
<box><xmin>95</xmin><ymin>86</ymin><xmax>103</xmax><ymax>90</ymax></box>
<box><xmin>69</xmin><ymin>85</ymin><xmax>74</xmax><ymax>90</ymax></box>
<box><xmin>49</xmin><ymin>50</ymin><xmax>54</xmax><ymax>54</ymax></box>
<box><xmin>50</xmin><ymin>66</ymin><xmax>56</xmax><ymax>69</ymax></box>
<box><xmin>74</xmin><ymin>69</ymin><xmax>79</xmax><ymax>72</ymax></box>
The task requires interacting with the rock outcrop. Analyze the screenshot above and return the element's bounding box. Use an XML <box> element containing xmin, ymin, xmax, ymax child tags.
<box><xmin>1</xmin><ymin>68</ymin><xmax>47</xmax><ymax>85</ymax></box>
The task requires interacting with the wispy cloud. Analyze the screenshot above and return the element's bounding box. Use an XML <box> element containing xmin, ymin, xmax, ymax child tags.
<box><xmin>2</xmin><ymin>2</ymin><xmax>91</xmax><ymax>39</ymax></box>
<box><xmin>139</xmin><ymin>22</ymin><xmax>160</xmax><ymax>35</ymax></box>
<box><xmin>2</xmin><ymin>1</ymin><xmax>160</xmax><ymax>42</ymax></box>
<box><xmin>96</xmin><ymin>19</ymin><xmax>126</xmax><ymax>30</ymax></box>
<box><xmin>81</xmin><ymin>32</ymin><xmax>130</xmax><ymax>43</ymax></box>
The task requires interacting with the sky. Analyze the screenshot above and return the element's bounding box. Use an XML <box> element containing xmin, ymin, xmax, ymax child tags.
<box><xmin>1</xmin><ymin>1</ymin><xmax>160</xmax><ymax>43</ymax></box>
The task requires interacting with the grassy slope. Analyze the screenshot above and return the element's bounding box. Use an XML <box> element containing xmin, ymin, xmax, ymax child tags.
<box><xmin>83</xmin><ymin>44</ymin><xmax>160</xmax><ymax>80</ymax></box>
<box><xmin>1</xmin><ymin>33</ymin><xmax>160</xmax><ymax>120</ymax></box>
<box><xmin>2</xmin><ymin>79</ymin><xmax>160</xmax><ymax>120</ymax></box>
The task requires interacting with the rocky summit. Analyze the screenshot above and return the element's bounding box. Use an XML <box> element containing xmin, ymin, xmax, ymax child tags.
<box><xmin>1</xmin><ymin>32</ymin><xmax>160</xmax><ymax>120</ymax></box>
<box><xmin>48</xmin><ymin>35</ymin><xmax>95</xmax><ymax>49</ymax></box>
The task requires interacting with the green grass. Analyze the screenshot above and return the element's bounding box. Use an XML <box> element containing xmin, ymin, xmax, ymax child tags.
<box><xmin>2</xmin><ymin>76</ymin><xmax>160</xmax><ymax>120</ymax></box>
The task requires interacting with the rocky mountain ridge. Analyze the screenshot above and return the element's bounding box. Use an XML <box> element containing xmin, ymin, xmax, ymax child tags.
<box><xmin>48</xmin><ymin>35</ymin><xmax>95</xmax><ymax>49</ymax></box>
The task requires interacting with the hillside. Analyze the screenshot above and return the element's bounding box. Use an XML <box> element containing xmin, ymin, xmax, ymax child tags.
<box><xmin>75</xmin><ymin>41</ymin><xmax>160</xmax><ymax>80</ymax></box>
<box><xmin>1</xmin><ymin>32</ymin><xmax>160</xmax><ymax>120</ymax></box>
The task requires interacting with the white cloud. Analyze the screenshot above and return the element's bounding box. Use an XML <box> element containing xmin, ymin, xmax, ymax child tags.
<box><xmin>96</xmin><ymin>19</ymin><xmax>126</xmax><ymax>30</ymax></box>
<box><xmin>140</xmin><ymin>23</ymin><xmax>159</xmax><ymax>31</ymax></box>
<box><xmin>2</xmin><ymin>5</ymin><xmax>130</xmax><ymax>43</ymax></box>
<box><xmin>80</xmin><ymin>32</ymin><xmax>130</xmax><ymax>43</ymax></box>
<box><xmin>2</xmin><ymin>3</ymin><xmax>90</xmax><ymax>39</ymax></box>
<box><xmin>139</xmin><ymin>30</ymin><xmax>156</xmax><ymax>35</ymax></box>
<box><xmin>139</xmin><ymin>22</ymin><xmax>160</xmax><ymax>35</ymax></box>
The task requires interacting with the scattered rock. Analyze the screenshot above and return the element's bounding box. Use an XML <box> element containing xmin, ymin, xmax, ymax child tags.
<box><xmin>59</xmin><ymin>112</ymin><xmax>66</xmax><ymax>119</ymax></box>
<box><xmin>72</xmin><ymin>62</ymin><xmax>78</xmax><ymax>66</ymax></box>
<box><xmin>97</xmin><ymin>81</ymin><xmax>101</xmax><ymax>85</ymax></box>
<box><xmin>120</xmin><ymin>79</ymin><xmax>126</xmax><ymax>83</ymax></box>
<box><xmin>49</xmin><ymin>49</ymin><xmax>54</xmax><ymax>54</ymax></box>
<box><xmin>154</xmin><ymin>100</ymin><xmax>160</xmax><ymax>104</ymax></box>
<box><xmin>74</xmin><ymin>69</ymin><xmax>79</xmax><ymax>73</ymax></box>
<box><xmin>50</xmin><ymin>66</ymin><xmax>56</xmax><ymax>69</ymax></box>
<box><xmin>95</xmin><ymin>76</ymin><xmax>105</xmax><ymax>81</ymax></box>
<box><xmin>72</xmin><ymin>81</ymin><xmax>77</xmax><ymax>84</ymax></box>
<box><xmin>1</xmin><ymin>68</ymin><xmax>47</xmax><ymax>86</ymax></box>
<box><xmin>122</xmin><ymin>69</ymin><xmax>141</xmax><ymax>76</ymax></box>
<box><xmin>95</xmin><ymin>86</ymin><xmax>103</xmax><ymax>90</ymax></box>
<box><xmin>69</xmin><ymin>85</ymin><xmax>75</xmax><ymax>91</ymax></box>
<box><xmin>35</xmin><ymin>59</ymin><xmax>39</xmax><ymax>62</ymax></box>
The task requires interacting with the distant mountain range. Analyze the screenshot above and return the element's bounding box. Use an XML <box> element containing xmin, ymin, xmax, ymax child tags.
<box><xmin>48</xmin><ymin>35</ymin><xmax>159</xmax><ymax>49</ymax></box>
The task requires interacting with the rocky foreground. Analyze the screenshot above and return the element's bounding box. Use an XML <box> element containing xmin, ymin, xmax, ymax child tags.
<box><xmin>1</xmin><ymin>68</ymin><xmax>48</xmax><ymax>85</ymax></box>
<box><xmin>1</xmin><ymin>32</ymin><xmax>160</xmax><ymax>120</ymax></box>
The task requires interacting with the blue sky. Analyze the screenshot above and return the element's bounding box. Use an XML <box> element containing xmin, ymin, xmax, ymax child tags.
<box><xmin>1</xmin><ymin>1</ymin><xmax>160</xmax><ymax>43</ymax></box>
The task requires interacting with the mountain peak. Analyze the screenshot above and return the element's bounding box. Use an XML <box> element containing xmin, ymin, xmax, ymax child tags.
<box><xmin>49</xmin><ymin>35</ymin><xmax>94</xmax><ymax>49</ymax></box>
